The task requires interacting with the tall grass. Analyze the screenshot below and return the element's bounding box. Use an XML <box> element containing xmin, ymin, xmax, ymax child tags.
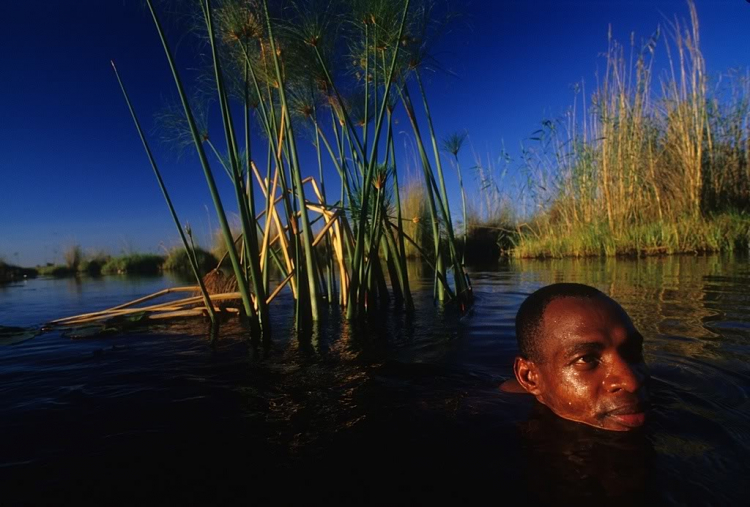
<box><xmin>208</xmin><ymin>223</ymin><xmax>241</xmax><ymax>261</ymax></box>
<box><xmin>516</xmin><ymin>1</ymin><xmax>750</xmax><ymax>257</ymax></box>
<box><xmin>79</xmin><ymin>251</ymin><xmax>110</xmax><ymax>276</ymax></box>
<box><xmin>164</xmin><ymin>247</ymin><xmax>218</xmax><ymax>275</ymax></box>
<box><xmin>442</xmin><ymin>131</ymin><xmax>468</xmax><ymax>263</ymax></box>
<box><xmin>450</xmin><ymin>146</ymin><xmax>517</xmax><ymax>263</ymax></box>
<box><xmin>102</xmin><ymin>254</ymin><xmax>165</xmax><ymax>275</ymax></box>
<box><xmin>399</xmin><ymin>177</ymin><xmax>433</xmax><ymax>259</ymax></box>
<box><xmin>115</xmin><ymin>0</ymin><xmax>473</xmax><ymax>334</ymax></box>
<box><xmin>63</xmin><ymin>245</ymin><xmax>83</xmax><ymax>272</ymax></box>
<box><xmin>464</xmin><ymin>203</ymin><xmax>516</xmax><ymax>263</ymax></box>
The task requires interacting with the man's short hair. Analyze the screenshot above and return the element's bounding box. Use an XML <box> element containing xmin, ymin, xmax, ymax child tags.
<box><xmin>515</xmin><ymin>283</ymin><xmax>607</xmax><ymax>361</ymax></box>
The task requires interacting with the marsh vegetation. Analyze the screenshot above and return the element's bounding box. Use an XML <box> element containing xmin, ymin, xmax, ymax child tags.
<box><xmin>104</xmin><ymin>0</ymin><xmax>749</xmax><ymax>336</ymax></box>
<box><xmin>511</xmin><ymin>3</ymin><xmax>750</xmax><ymax>257</ymax></box>
<box><xmin>13</xmin><ymin>1</ymin><xmax>746</xmax><ymax>329</ymax></box>
<box><xmin>31</xmin><ymin>245</ymin><xmax>217</xmax><ymax>279</ymax></box>
<box><xmin>113</xmin><ymin>0</ymin><xmax>474</xmax><ymax>334</ymax></box>
<box><xmin>0</xmin><ymin>260</ymin><xmax>37</xmax><ymax>283</ymax></box>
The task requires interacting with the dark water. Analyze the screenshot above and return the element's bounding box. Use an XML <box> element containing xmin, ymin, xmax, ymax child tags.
<box><xmin>1</xmin><ymin>256</ymin><xmax>749</xmax><ymax>506</ymax></box>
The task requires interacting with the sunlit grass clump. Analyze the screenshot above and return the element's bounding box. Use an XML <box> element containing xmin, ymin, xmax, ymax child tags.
<box><xmin>515</xmin><ymin>214</ymin><xmax>750</xmax><ymax>258</ymax></box>
<box><xmin>399</xmin><ymin>178</ymin><xmax>433</xmax><ymax>259</ymax></box>
<box><xmin>464</xmin><ymin>206</ymin><xmax>516</xmax><ymax>263</ymax></box>
<box><xmin>515</xmin><ymin>1</ymin><xmax>750</xmax><ymax>258</ymax></box>
<box><xmin>34</xmin><ymin>246</ymin><xmax>111</xmax><ymax>277</ymax></box>
<box><xmin>164</xmin><ymin>247</ymin><xmax>218</xmax><ymax>275</ymax></box>
<box><xmin>37</xmin><ymin>264</ymin><xmax>75</xmax><ymax>277</ymax></box>
<box><xmin>101</xmin><ymin>254</ymin><xmax>165</xmax><ymax>275</ymax></box>
<box><xmin>79</xmin><ymin>251</ymin><xmax>110</xmax><ymax>276</ymax></box>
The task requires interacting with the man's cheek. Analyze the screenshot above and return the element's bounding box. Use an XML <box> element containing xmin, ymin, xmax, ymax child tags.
<box><xmin>556</xmin><ymin>372</ymin><xmax>599</xmax><ymax>413</ymax></box>
<box><xmin>558</xmin><ymin>369</ymin><xmax>594</xmax><ymax>399</ymax></box>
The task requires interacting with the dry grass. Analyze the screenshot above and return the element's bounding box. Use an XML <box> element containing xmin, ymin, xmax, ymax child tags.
<box><xmin>399</xmin><ymin>176</ymin><xmax>433</xmax><ymax>258</ymax></box>
<box><xmin>515</xmin><ymin>2</ymin><xmax>750</xmax><ymax>257</ymax></box>
<box><xmin>63</xmin><ymin>244</ymin><xmax>83</xmax><ymax>271</ymax></box>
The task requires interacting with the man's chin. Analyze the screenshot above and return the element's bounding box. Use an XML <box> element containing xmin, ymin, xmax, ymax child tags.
<box><xmin>572</xmin><ymin>413</ymin><xmax>647</xmax><ymax>432</ymax></box>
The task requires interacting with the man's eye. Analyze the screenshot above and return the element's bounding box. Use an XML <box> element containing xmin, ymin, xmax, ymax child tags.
<box><xmin>574</xmin><ymin>354</ymin><xmax>600</xmax><ymax>367</ymax></box>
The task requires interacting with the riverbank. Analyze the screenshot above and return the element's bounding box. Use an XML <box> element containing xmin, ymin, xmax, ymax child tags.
<box><xmin>512</xmin><ymin>212</ymin><xmax>750</xmax><ymax>258</ymax></box>
<box><xmin>0</xmin><ymin>261</ymin><xmax>37</xmax><ymax>283</ymax></box>
<box><xmin>26</xmin><ymin>248</ymin><xmax>219</xmax><ymax>279</ymax></box>
<box><xmin>483</xmin><ymin>4</ymin><xmax>750</xmax><ymax>260</ymax></box>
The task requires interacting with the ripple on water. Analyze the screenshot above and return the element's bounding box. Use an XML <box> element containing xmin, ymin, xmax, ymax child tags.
<box><xmin>1</xmin><ymin>256</ymin><xmax>749</xmax><ymax>505</ymax></box>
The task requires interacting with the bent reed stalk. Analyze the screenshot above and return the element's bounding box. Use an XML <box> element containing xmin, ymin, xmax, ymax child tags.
<box><xmin>115</xmin><ymin>0</ymin><xmax>473</xmax><ymax>336</ymax></box>
<box><xmin>112</xmin><ymin>61</ymin><xmax>217</xmax><ymax>325</ymax></box>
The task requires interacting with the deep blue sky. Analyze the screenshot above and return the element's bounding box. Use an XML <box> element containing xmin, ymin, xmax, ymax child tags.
<box><xmin>1</xmin><ymin>0</ymin><xmax>748</xmax><ymax>266</ymax></box>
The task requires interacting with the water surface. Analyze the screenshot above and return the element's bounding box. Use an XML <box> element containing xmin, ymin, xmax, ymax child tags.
<box><xmin>1</xmin><ymin>256</ymin><xmax>748</xmax><ymax>505</ymax></box>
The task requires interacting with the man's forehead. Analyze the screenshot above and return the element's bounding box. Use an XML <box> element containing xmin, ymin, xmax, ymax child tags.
<box><xmin>540</xmin><ymin>295</ymin><xmax>630</xmax><ymax>341</ymax></box>
<box><xmin>544</xmin><ymin>294</ymin><xmax>619</xmax><ymax>316</ymax></box>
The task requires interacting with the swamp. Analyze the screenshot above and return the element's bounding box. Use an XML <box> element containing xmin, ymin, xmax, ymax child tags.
<box><xmin>1</xmin><ymin>256</ymin><xmax>750</xmax><ymax>504</ymax></box>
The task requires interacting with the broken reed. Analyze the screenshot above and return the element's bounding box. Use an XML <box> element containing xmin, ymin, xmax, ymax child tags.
<box><xmin>516</xmin><ymin>1</ymin><xmax>750</xmax><ymax>257</ymax></box>
<box><xmin>115</xmin><ymin>0</ymin><xmax>473</xmax><ymax>334</ymax></box>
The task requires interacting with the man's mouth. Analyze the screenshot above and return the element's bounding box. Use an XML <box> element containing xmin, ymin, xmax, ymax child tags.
<box><xmin>605</xmin><ymin>403</ymin><xmax>649</xmax><ymax>428</ymax></box>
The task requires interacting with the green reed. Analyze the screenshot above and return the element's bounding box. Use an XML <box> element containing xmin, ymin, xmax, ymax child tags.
<box><xmin>112</xmin><ymin>61</ymin><xmax>217</xmax><ymax>323</ymax></box>
<box><xmin>118</xmin><ymin>0</ymin><xmax>473</xmax><ymax>334</ymax></box>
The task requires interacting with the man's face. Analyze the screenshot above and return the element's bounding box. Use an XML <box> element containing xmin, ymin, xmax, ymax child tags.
<box><xmin>515</xmin><ymin>296</ymin><xmax>649</xmax><ymax>431</ymax></box>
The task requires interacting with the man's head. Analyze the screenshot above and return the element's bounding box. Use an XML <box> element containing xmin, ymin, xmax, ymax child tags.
<box><xmin>512</xmin><ymin>283</ymin><xmax>649</xmax><ymax>431</ymax></box>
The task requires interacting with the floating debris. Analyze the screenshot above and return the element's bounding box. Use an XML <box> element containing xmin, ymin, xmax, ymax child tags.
<box><xmin>0</xmin><ymin>326</ymin><xmax>39</xmax><ymax>346</ymax></box>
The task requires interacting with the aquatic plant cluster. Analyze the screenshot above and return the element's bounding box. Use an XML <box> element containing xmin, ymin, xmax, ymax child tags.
<box><xmin>114</xmin><ymin>0</ymin><xmax>473</xmax><ymax>333</ymax></box>
<box><xmin>515</xmin><ymin>2</ymin><xmax>750</xmax><ymax>257</ymax></box>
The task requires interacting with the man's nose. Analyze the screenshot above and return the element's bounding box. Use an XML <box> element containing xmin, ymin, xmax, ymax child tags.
<box><xmin>605</xmin><ymin>355</ymin><xmax>648</xmax><ymax>393</ymax></box>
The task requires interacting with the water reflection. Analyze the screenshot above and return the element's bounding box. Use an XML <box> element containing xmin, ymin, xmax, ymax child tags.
<box><xmin>0</xmin><ymin>272</ymin><xmax>199</xmax><ymax>328</ymax></box>
<box><xmin>0</xmin><ymin>255</ymin><xmax>749</xmax><ymax>505</ymax></box>
<box><xmin>507</xmin><ymin>255</ymin><xmax>750</xmax><ymax>505</ymax></box>
<box><xmin>65</xmin><ymin>276</ymin><xmax>85</xmax><ymax>296</ymax></box>
<box><xmin>519</xmin><ymin>402</ymin><xmax>655</xmax><ymax>503</ymax></box>
<box><xmin>511</xmin><ymin>255</ymin><xmax>750</xmax><ymax>359</ymax></box>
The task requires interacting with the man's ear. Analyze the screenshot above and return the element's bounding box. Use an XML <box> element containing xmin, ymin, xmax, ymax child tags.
<box><xmin>514</xmin><ymin>356</ymin><xmax>543</xmax><ymax>397</ymax></box>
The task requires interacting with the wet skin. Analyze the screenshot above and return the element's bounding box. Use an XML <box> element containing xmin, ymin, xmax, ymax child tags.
<box><xmin>504</xmin><ymin>296</ymin><xmax>650</xmax><ymax>431</ymax></box>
